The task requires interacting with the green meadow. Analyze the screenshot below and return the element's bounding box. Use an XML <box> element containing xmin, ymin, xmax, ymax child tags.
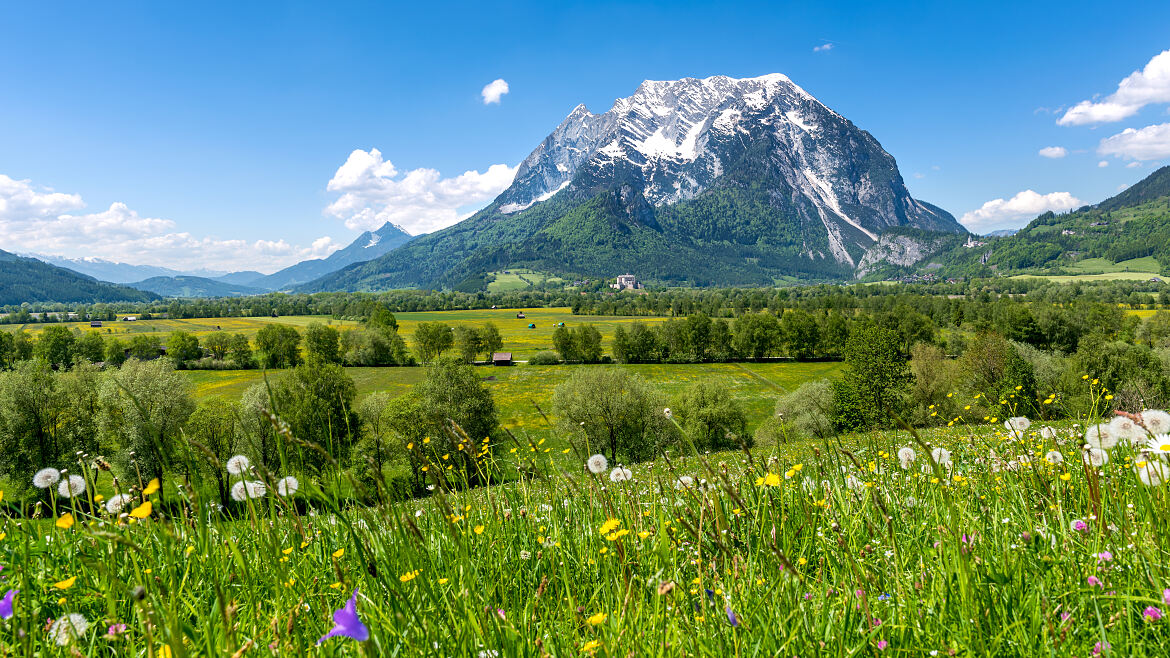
<box><xmin>187</xmin><ymin>361</ymin><xmax>844</xmax><ymax>453</ymax></box>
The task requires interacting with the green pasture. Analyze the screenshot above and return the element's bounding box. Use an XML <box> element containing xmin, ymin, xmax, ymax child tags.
<box><xmin>186</xmin><ymin>360</ymin><xmax>843</xmax><ymax>450</ymax></box>
<box><xmin>3</xmin><ymin>308</ymin><xmax>672</xmax><ymax>359</ymax></box>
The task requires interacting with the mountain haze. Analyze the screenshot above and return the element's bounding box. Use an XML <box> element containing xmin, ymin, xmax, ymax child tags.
<box><xmin>256</xmin><ymin>222</ymin><xmax>415</xmax><ymax>290</ymax></box>
<box><xmin>305</xmin><ymin>74</ymin><xmax>962</xmax><ymax>292</ymax></box>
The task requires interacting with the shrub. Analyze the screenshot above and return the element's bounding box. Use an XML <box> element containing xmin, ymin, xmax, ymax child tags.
<box><xmin>674</xmin><ymin>380</ymin><xmax>749</xmax><ymax>451</ymax></box>
<box><xmin>553</xmin><ymin>367</ymin><xmax>674</xmax><ymax>463</ymax></box>
<box><xmin>528</xmin><ymin>350</ymin><xmax>561</xmax><ymax>365</ymax></box>
<box><xmin>774</xmin><ymin>379</ymin><xmax>837</xmax><ymax>441</ymax></box>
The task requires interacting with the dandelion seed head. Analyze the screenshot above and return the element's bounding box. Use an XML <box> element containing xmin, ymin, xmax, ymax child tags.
<box><xmin>33</xmin><ymin>468</ymin><xmax>61</xmax><ymax>489</ymax></box>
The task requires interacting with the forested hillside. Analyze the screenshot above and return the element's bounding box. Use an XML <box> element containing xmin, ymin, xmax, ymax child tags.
<box><xmin>0</xmin><ymin>250</ymin><xmax>159</xmax><ymax>304</ymax></box>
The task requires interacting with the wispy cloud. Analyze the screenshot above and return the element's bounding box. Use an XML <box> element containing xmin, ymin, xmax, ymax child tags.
<box><xmin>0</xmin><ymin>174</ymin><xmax>340</xmax><ymax>272</ymax></box>
<box><xmin>481</xmin><ymin>79</ymin><xmax>510</xmax><ymax>104</ymax></box>
<box><xmin>1058</xmin><ymin>49</ymin><xmax>1170</xmax><ymax>126</ymax></box>
<box><xmin>813</xmin><ymin>42</ymin><xmax>833</xmax><ymax>53</ymax></box>
<box><xmin>1038</xmin><ymin>146</ymin><xmax>1067</xmax><ymax>159</ymax></box>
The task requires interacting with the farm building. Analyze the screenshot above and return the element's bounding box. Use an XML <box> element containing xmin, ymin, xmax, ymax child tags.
<box><xmin>90</xmin><ymin>320</ymin><xmax>103</xmax><ymax>327</ymax></box>
<box><xmin>491</xmin><ymin>352</ymin><xmax>513</xmax><ymax>366</ymax></box>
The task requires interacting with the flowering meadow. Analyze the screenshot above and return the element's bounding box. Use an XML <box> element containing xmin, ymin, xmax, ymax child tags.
<box><xmin>5</xmin><ymin>405</ymin><xmax>1170</xmax><ymax>655</ymax></box>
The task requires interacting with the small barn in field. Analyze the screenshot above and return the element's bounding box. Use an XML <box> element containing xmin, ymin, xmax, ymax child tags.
<box><xmin>492</xmin><ymin>352</ymin><xmax>513</xmax><ymax>366</ymax></box>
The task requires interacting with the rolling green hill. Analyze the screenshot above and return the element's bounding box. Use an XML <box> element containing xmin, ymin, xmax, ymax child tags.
<box><xmin>128</xmin><ymin>275</ymin><xmax>270</xmax><ymax>298</ymax></box>
<box><xmin>0</xmin><ymin>250</ymin><xmax>160</xmax><ymax>304</ymax></box>
<box><xmin>872</xmin><ymin>166</ymin><xmax>1170</xmax><ymax>281</ymax></box>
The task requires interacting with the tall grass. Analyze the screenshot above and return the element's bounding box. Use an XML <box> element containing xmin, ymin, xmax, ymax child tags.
<box><xmin>3</xmin><ymin>402</ymin><xmax>1170</xmax><ymax>655</ymax></box>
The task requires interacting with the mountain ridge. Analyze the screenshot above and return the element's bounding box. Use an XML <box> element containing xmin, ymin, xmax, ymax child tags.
<box><xmin>303</xmin><ymin>74</ymin><xmax>962</xmax><ymax>292</ymax></box>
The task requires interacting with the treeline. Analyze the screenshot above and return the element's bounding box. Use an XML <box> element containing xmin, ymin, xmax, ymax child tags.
<box><xmin>5</xmin><ymin>277</ymin><xmax>1170</xmax><ymax>326</ymax></box>
<box><xmin>0</xmin><ymin>313</ymin><xmax>414</xmax><ymax>372</ymax></box>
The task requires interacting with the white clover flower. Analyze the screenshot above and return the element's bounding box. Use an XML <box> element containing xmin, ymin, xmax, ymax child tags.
<box><xmin>897</xmin><ymin>446</ymin><xmax>917</xmax><ymax>469</ymax></box>
<box><xmin>245</xmin><ymin>480</ymin><xmax>267</xmax><ymax>499</ymax></box>
<box><xmin>49</xmin><ymin>613</ymin><xmax>89</xmax><ymax>646</ymax></box>
<box><xmin>1044</xmin><ymin>450</ymin><xmax>1064</xmax><ymax>465</ymax></box>
<box><xmin>1083</xmin><ymin>447</ymin><xmax>1109</xmax><ymax>467</ymax></box>
<box><xmin>33</xmin><ymin>467</ymin><xmax>61</xmax><ymax>489</ymax></box>
<box><xmin>608</xmin><ymin>466</ymin><xmax>632</xmax><ymax>483</ymax></box>
<box><xmin>586</xmin><ymin>454</ymin><xmax>608</xmax><ymax>474</ymax></box>
<box><xmin>1084</xmin><ymin>423</ymin><xmax>1118</xmax><ymax>450</ymax></box>
<box><xmin>105</xmin><ymin>493</ymin><xmax>133</xmax><ymax>515</ymax></box>
<box><xmin>57</xmin><ymin>474</ymin><xmax>86</xmax><ymax>498</ymax></box>
<box><xmin>276</xmin><ymin>476</ymin><xmax>299</xmax><ymax>497</ymax></box>
<box><xmin>1137</xmin><ymin>460</ymin><xmax>1169</xmax><ymax>486</ymax></box>
<box><xmin>1142</xmin><ymin>409</ymin><xmax>1170</xmax><ymax>435</ymax></box>
<box><xmin>230</xmin><ymin>481</ymin><xmax>248</xmax><ymax>502</ymax></box>
<box><xmin>226</xmin><ymin>454</ymin><xmax>251</xmax><ymax>475</ymax></box>
<box><xmin>930</xmin><ymin>447</ymin><xmax>952</xmax><ymax>465</ymax></box>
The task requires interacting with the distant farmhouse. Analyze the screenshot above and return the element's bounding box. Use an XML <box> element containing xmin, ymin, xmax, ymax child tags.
<box><xmin>610</xmin><ymin>274</ymin><xmax>643</xmax><ymax>291</ymax></box>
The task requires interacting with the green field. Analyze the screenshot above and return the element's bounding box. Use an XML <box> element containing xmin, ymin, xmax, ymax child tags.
<box><xmin>3</xmin><ymin>308</ymin><xmax>674</xmax><ymax>360</ymax></box>
<box><xmin>187</xmin><ymin>361</ymin><xmax>843</xmax><ymax>448</ymax></box>
<box><xmin>0</xmin><ymin>314</ymin><xmax>364</xmax><ymax>340</ymax></box>
<box><xmin>485</xmin><ymin>268</ymin><xmax>563</xmax><ymax>292</ymax></box>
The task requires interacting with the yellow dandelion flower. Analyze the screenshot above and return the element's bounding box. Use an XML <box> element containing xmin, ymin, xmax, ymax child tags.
<box><xmin>598</xmin><ymin>518</ymin><xmax>621</xmax><ymax>535</ymax></box>
<box><xmin>129</xmin><ymin>501</ymin><xmax>152</xmax><ymax>519</ymax></box>
<box><xmin>332</xmin><ymin>548</ymin><xmax>345</xmax><ymax>558</ymax></box>
<box><xmin>56</xmin><ymin>513</ymin><xmax>75</xmax><ymax>529</ymax></box>
<box><xmin>474</xmin><ymin>525</ymin><xmax>485</xmax><ymax>535</ymax></box>
<box><xmin>142</xmin><ymin>478</ymin><xmax>160</xmax><ymax>496</ymax></box>
<box><xmin>54</xmin><ymin>576</ymin><xmax>77</xmax><ymax>590</ymax></box>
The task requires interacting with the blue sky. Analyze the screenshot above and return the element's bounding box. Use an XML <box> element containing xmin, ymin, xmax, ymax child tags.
<box><xmin>1</xmin><ymin>0</ymin><xmax>1169</xmax><ymax>272</ymax></box>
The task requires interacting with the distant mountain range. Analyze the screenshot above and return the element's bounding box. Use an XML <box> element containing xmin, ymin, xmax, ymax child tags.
<box><xmin>253</xmin><ymin>222</ymin><xmax>415</xmax><ymax>291</ymax></box>
<box><xmin>0</xmin><ymin>250</ymin><xmax>159</xmax><ymax>305</ymax></box>
<box><xmin>127</xmin><ymin>276</ymin><xmax>270</xmax><ymax>298</ymax></box>
<box><xmin>26</xmin><ymin>254</ymin><xmax>232</xmax><ymax>284</ymax></box>
<box><xmin>302</xmin><ymin>74</ymin><xmax>963</xmax><ymax>292</ymax></box>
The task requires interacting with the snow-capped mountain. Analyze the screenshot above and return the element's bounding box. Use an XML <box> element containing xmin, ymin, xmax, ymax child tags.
<box><xmin>499</xmin><ymin>73</ymin><xmax>960</xmax><ymax>265</ymax></box>
<box><xmin>303</xmin><ymin>74</ymin><xmax>963</xmax><ymax>292</ymax></box>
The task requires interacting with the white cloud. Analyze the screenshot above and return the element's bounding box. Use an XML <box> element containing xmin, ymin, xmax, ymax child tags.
<box><xmin>1098</xmin><ymin>160</ymin><xmax>1109</xmax><ymax>168</ymax></box>
<box><xmin>481</xmin><ymin>79</ymin><xmax>510</xmax><ymax>104</ymax></box>
<box><xmin>813</xmin><ymin>43</ymin><xmax>833</xmax><ymax>53</ymax></box>
<box><xmin>959</xmin><ymin>190</ymin><xmax>1084</xmax><ymax>233</ymax></box>
<box><xmin>1127</xmin><ymin>161</ymin><xmax>1143</xmax><ymax>168</ymax></box>
<box><xmin>1058</xmin><ymin>49</ymin><xmax>1170</xmax><ymax>126</ymax></box>
<box><xmin>0</xmin><ymin>174</ymin><xmax>341</xmax><ymax>273</ymax></box>
<box><xmin>325</xmin><ymin>148</ymin><xmax>517</xmax><ymax>235</ymax></box>
<box><xmin>1038</xmin><ymin>146</ymin><xmax>1067</xmax><ymax>159</ymax></box>
<box><xmin>1098</xmin><ymin>122</ymin><xmax>1170</xmax><ymax>161</ymax></box>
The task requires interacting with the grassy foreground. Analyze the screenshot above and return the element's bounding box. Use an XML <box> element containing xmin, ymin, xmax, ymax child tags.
<box><xmin>3</xmin><ymin>413</ymin><xmax>1170</xmax><ymax>656</ymax></box>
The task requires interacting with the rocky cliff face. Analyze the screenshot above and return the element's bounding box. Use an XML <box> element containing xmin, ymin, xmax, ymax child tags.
<box><xmin>496</xmin><ymin>74</ymin><xmax>962</xmax><ymax>265</ymax></box>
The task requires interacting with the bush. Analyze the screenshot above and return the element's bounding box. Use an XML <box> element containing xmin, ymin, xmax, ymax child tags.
<box><xmin>528</xmin><ymin>351</ymin><xmax>562</xmax><ymax>365</ymax></box>
<box><xmin>553</xmin><ymin>367</ymin><xmax>674</xmax><ymax>464</ymax></box>
<box><xmin>774</xmin><ymin>379</ymin><xmax>837</xmax><ymax>441</ymax></box>
<box><xmin>674</xmin><ymin>380</ymin><xmax>749</xmax><ymax>451</ymax></box>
